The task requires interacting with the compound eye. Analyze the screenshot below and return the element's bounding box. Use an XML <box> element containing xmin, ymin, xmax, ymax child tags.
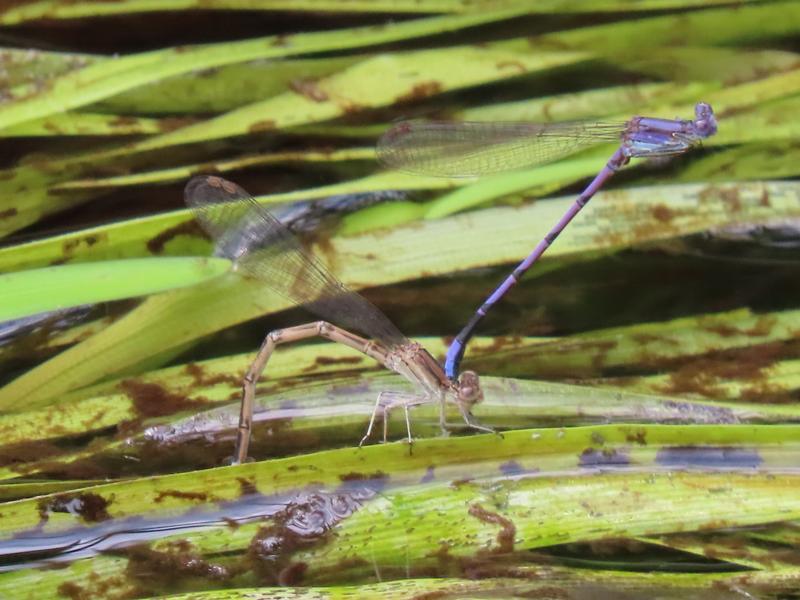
<box><xmin>695</xmin><ymin>102</ymin><xmax>712</xmax><ymax>119</ymax></box>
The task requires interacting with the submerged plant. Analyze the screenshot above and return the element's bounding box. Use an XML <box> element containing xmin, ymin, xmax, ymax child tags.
<box><xmin>1</xmin><ymin>1</ymin><xmax>800</xmax><ymax>598</ymax></box>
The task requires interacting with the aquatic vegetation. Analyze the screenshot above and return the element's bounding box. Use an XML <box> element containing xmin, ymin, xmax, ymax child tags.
<box><xmin>1</xmin><ymin>1</ymin><xmax>800</xmax><ymax>597</ymax></box>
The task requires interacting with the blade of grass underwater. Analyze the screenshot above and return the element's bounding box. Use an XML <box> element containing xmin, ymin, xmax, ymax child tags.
<box><xmin>50</xmin><ymin>81</ymin><xmax>708</xmax><ymax>193</ymax></box>
<box><xmin>0</xmin><ymin>0</ymin><xmax>761</xmax><ymax>25</ymax></box>
<box><xmin>0</xmin><ymin>0</ymin><xmax>491</xmax><ymax>23</ymax></box>
<box><xmin>529</xmin><ymin>1</ymin><xmax>800</xmax><ymax>54</ymax></box>
<box><xmin>297</xmin><ymin>472</ymin><xmax>800</xmax><ymax>581</ymax></box>
<box><xmin>4</xmin><ymin>169</ymin><xmax>797</xmax><ymax>274</ymax></box>
<box><xmin>290</xmin><ymin>62</ymin><xmax>772</xmax><ymax>138</ymax></box>
<box><xmin>0</xmin><ymin>171</ymin><xmax>456</xmax><ymax>267</ymax></box>
<box><xmin>618</xmin><ymin>47</ymin><xmax>800</xmax><ymax>83</ymax></box>
<box><xmin>0</xmin><ymin>47</ymin><xmax>94</xmax><ymax>88</ymax></box>
<box><xmin>0</xmin><ymin>112</ymin><xmax>178</xmax><ymax>137</ymax></box>
<box><xmin>0</xmin><ymin>481</ymin><xmax>110</xmax><ymax>502</ymax></box>
<box><xmin>291</xmin><ymin>79</ymin><xmax>700</xmax><ymax>137</ymax></box>
<box><xmin>602</xmin><ymin>358</ymin><xmax>800</xmax><ymax>403</ymax></box>
<box><xmin>5</xmin><ymin>564</ymin><xmax>797</xmax><ymax>599</ymax></box>
<box><xmin>1</xmin><ymin>424</ymin><xmax>798</xmax><ymax>534</ymax></box>
<box><xmin>456</xmin><ymin>81</ymin><xmax>716</xmax><ymax>123</ymax></box>
<box><xmin>1</xmin><ymin>180</ymin><xmax>798</xmax><ymax>409</ymax></box>
<box><xmin>317</xmin><ymin>69</ymin><xmax>797</xmax><ymax>157</ymax></box>
<box><xmin>0</xmin><ymin>9</ymin><xmax>528</xmax><ymax>132</ymax></box>
<box><xmin>0</xmin><ymin>257</ymin><xmax>230</xmax><ymax>322</ymax></box>
<box><xmin>475</xmin><ymin>308</ymin><xmax>800</xmax><ymax>381</ymax></box>
<box><xmin>678</xmin><ymin>141</ymin><xmax>800</xmax><ymax>183</ymax></box>
<box><xmin>6</xmin><ymin>301</ymin><xmax>800</xmax><ymax>454</ymax></box>
<box><xmin>641</xmin><ymin>531</ymin><xmax>800</xmax><ymax>571</ymax></box>
<box><xmin>34</xmin><ymin>304</ymin><xmax>800</xmax><ymax>449</ymax></box>
<box><xmin>1</xmin><ymin>39</ymin><xmax>794</xmax><ymax>239</ymax></box>
<box><xmin>0</xmin><ymin>387</ymin><xmax>767</xmax><ymax>481</ymax></box>
<box><xmin>7</xmin><ymin>367</ymin><xmax>800</xmax><ymax>472</ymax></box>
<box><xmin>0</xmin><ymin>314</ymin><xmax>114</xmax><ymax>366</ymax></box>
<box><xmin>89</xmin><ymin>44</ymin><xmax>587</xmax><ymax>159</ymax></box>
<box><xmin>53</xmin><ymin>147</ymin><xmax>377</xmax><ymax>191</ymax></box>
<box><xmin>155</xmin><ymin>572</ymin><xmax>800</xmax><ymax>600</ymax></box>
<box><xmin>4</xmin><ymin>567</ymin><xmax>799</xmax><ymax>600</ymax></box>
<box><xmin>58</xmin><ymin>33</ymin><xmax>800</xmax><ymax>166</ymax></box>
<box><xmin>32</xmin><ymin>307</ymin><xmax>800</xmax><ymax>410</ymax></box>
<box><xmin>91</xmin><ymin>55</ymin><xmax>361</xmax><ymax>115</ymax></box>
<box><xmin>1</xmin><ymin>426</ymin><xmax>799</xmax><ymax>594</ymax></box>
<box><xmin>33</xmin><ymin>72</ymin><xmax>788</xmax><ymax>246</ymax></box>
<box><xmin>424</xmin><ymin>86</ymin><xmax>800</xmax><ymax>219</ymax></box>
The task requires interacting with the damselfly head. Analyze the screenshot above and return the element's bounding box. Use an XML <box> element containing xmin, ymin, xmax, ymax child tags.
<box><xmin>456</xmin><ymin>370</ymin><xmax>483</xmax><ymax>408</ymax></box>
<box><xmin>693</xmin><ymin>102</ymin><xmax>717</xmax><ymax>138</ymax></box>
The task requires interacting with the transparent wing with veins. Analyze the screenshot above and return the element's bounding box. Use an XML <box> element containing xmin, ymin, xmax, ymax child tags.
<box><xmin>185</xmin><ymin>175</ymin><xmax>408</xmax><ymax>349</ymax></box>
<box><xmin>377</xmin><ymin>120</ymin><xmax>624</xmax><ymax>178</ymax></box>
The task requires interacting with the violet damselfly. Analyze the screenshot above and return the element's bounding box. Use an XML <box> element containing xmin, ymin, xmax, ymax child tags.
<box><xmin>185</xmin><ymin>175</ymin><xmax>492</xmax><ymax>464</ymax></box>
<box><xmin>377</xmin><ymin>102</ymin><xmax>718</xmax><ymax>379</ymax></box>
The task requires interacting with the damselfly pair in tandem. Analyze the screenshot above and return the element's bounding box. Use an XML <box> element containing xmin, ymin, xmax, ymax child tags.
<box><xmin>187</xmin><ymin>102</ymin><xmax>717</xmax><ymax>463</ymax></box>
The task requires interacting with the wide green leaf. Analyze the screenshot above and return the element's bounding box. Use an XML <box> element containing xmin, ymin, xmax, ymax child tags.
<box><xmin>0</xmin><ymin>257</ymin><xmax>230</xmax><ymax>321</ymax></box>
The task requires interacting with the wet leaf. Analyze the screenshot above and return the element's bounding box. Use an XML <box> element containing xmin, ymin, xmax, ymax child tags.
<box><xmin>2</xmin><ymin>3</ymin><xmax>800</xmax><ymax>597</ymax></box>
<box><xmin>0</xmin><ymin>257</ymin><xmax>230</xmax><ymax>321</ymax></box>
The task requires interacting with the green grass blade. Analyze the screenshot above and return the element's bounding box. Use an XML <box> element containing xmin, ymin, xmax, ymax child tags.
<box><xmin>6</xmin><ymin>300</ymin><xmax>800</xmax><ymax>454</ymax></box>
<box><xmin>52</xmin><ymin>147</ymin><xmax>377</xmax><ymax>191</ymax></box>
<box><xmin>94</xmin><ymin>45</ymin><xmax>587</xmax><ymax>157</ymax></box>
<box><xmin>478</xmin><ymin>308</ymin><xmax>800</xmax><ymax>379</ymax></box>
<box><xmin>0</xmin><ymin>111</ymin><xmax>175</xmax><ymax>137</ymax></box>
<box><xmin>157</xmin><ymin>571</ymin><xmax>800</xmax><ymax>599</ymax></box>
<box><xmin>0</xmin><ymin>47</ymin><xmax>94</xmax><ymax>88</ymax></box>
<box><xmin>530</xmin><ymin>1</ymin><xmax>800</xmax><ymax>53</ymax></box>
<box><xmin>50</xmin><ymin>81</ymin><xmax>709</xmax><ymax>193</ymax></box>
<box><xmin>0</xmin><ymin>425</ymin><xmax>798</xmax><ymax>594</ymax></box>
<box><xmin>0</xmin><ymin>424</ymin><xmax>797</xmax><ymax>533</ymax></box>
<box><xmin>1</xmin><ymin>3</ymin><xmax>799</xmax><ymax>596</ymax></box>
<box><xmin>6</xmin><ymin>367</ymin><xmax>799</xmax><ymax>467</ymax></box>
<box><xmin>0</xmin><ymin>10</ymin><xmax>528</xmax><ymax>131</ymax></box>
<box><xmin>0</xmin><ymin>257</ymin><xmax>230</xmax><ymax>322</ymax></box>
<box><xmin>1</xmin><ymin>180</ymin><xmax>796</xmax><ymax>409</ymax></box>
<box><xmin>0</xmin><ymin>0</ymin><xmax>760</xmax><ymax>25</ymax></box>
<box><xmin>618</xmin><ymin>46</ymin><xmax>800</xmax><ymax>82</ymax></box>
<box><xmin>0</xmin><ymin>46</ymin><xmax>794</xmax><ymax>238</ymax></box>
<box><xmin>92</xmin><ymin>55</ymin><xmax>360</xmax><ymax>115</ymax></box>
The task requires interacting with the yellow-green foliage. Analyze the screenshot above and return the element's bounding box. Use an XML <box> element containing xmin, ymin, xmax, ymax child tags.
<box><xmin>1</xmin><ymin>2</ymin><xmax>800</xmax><ymax>598</ymax></box>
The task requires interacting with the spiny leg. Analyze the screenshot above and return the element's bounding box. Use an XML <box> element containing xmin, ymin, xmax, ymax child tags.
<box><xmin>383</xmin><ymin>394</ymin><xmax>428</xmax><ymax>445</ymax></box>
<box><xmin>437</xmin><ymin>390</ymin><xmax>451</xmax><ymax>437</ymax></box>
<box><xmin>403</xmin><ymin>404</ymin><xmax>412</xmax><ymax>445</ymax></box>
<box><xmin>358</xmin><ymin>391</ymin><xmax>427</xmax><ymax>447</ymax></box>
<box><xmin>360</xmin><ymin>390</ymin><xmax>396</xmax><ymax>448</ymax></box>
<box><xmin>436</xmin><ymin>398</ymin><xmax>493</xmax><ymax>437</ymax></box>
<box><xmin>456</xmin><ymin>403</ymin><xmax>497</xmax><ymax>435</ymax></box>
<box><xmin>235</xmin><ymin>320</ymin><xmax>388</xmax><ymax>465</ymax></box>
